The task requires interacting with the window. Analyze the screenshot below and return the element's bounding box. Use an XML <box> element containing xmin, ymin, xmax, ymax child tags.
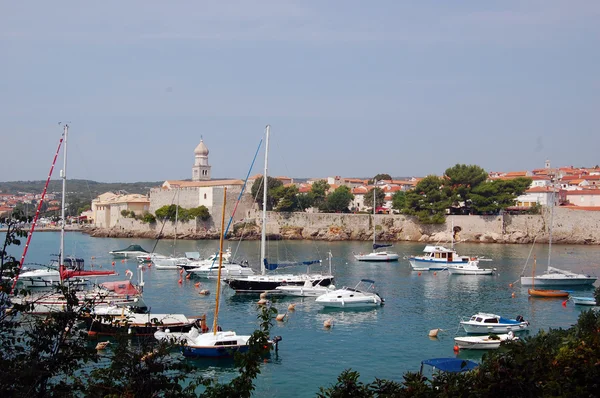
<box><xmin>204</xmin><ymin>193</ymin><xmax>207</xmax><ymax>199</ymax></box>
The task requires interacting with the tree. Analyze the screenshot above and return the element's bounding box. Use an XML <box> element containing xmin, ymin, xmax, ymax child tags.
<box><xmin>187</xmin><ymin>205</ymin><xmax>211</xmax><ymax>221</ymax></box>
<box><xmin>470</xmin><ymin>177</ymin><xmax>532</xmax><ymax>214</ymax></box>
<box><xmin>324</xmin><ymin>186</ymin><xmax>354</xmax><ymax>213</ymax></box>
<box><xmin>370</xmin><ymin>173</ymin><xmax>392</xmax><ymax>183</ymax></box>
<box><xmin>403</xmin><ymin>175</ymin><xmax>449</xmax><ymax>224</ymax></box>
<box><xmin>271</xmin><ymin>185</ymin><xmax>299</xmax><ymax>212</ymax></box>
<box><xmin>443</xmin><ymin>164</ymin><xmax>488</xmax><ymax>209</ymax></box>
<box><xmin>296</xmin><ymin>193</ymin><xmax>314</xmax><ymax>212</ymax></box>
<box><xmin>250</xmin><ymin>176</ymin><xmax>284</xmax><ymax>210</ymax></box>
<box><xmin>154</xmin><ymin>204</ymin><xmax>179</xmax><ymax>221</ymax></box>
<box><xmin>363</xmin><ymin>187</ymin><xmax>385</xmax><ymax>210</ymax></box>
<box><xmin>311</xmin><ymin>180</ymin><xmax>330</xmax><ymax>210</ymax></box>
<box><xmin>391</xmin><ymin>191</ymin><xmax>406</xmax><ymax>212</ymax></box>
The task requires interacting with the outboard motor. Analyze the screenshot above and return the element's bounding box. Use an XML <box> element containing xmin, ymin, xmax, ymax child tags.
<box><xmin>272</xmin><ymin>335</ymin><xmax>283</xmax><ymax>351</ymax></box>
<box><xmin>516</xmin><ymin>315</ymin><xmax>524</xmax><ymax>322</ymax></box>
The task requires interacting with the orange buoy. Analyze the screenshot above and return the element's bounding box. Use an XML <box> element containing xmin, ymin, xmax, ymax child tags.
<box><xmin>179</xmin><ymin>268</ymin><xmax>184</xmax><ymax>275</ymax></box>
<box><xmin>433</xmin><ymin>272</ymin><xmax>437</xmax><ymax>276</ymax></box>
<box><xmin>112</xmin><ymin>262</ymin><xmax>115</xmax><ymax>266</ymax></box>
<box><xmin>178</xmin><ymin>278</ymin><xmax>182</xmax><ymax>284</ymax></box>
<box><xmin>511</xmin><ymin>292</ymin><xmax>516</xmax><ymax>298</ymax></box>
<box><xmin>453</xmin><ymin>345</ymin><xmax>460</xmax><ymax>352</ymax></box>
<box><xmin>121</xmin><ymin>259</ymin><xmax>125</xmax><ymax>263</ymax></box>
<box><xmin>562</xmin><ymin>300</ymin><xmax>567</xmax><ymax>307</ymax></box>
<box><xmin>194</xmin><ymin>282</ymin><xmax>201</xmax><ymax>288</ymax></box>
<box><xmin>287</xmin><ymin>303</ymin><xmax>296</xmax><ymax>311</ymax></box>
<box><xmin>418</xmin><ymin>272</ymin><xmax>421</xmax><ymax>276</ymax></box>
<box><xmin>185</xmin><ymin>273</ymin><xmax>191</xmax><ymax>280</ymax></box>
<box><xmin>509</xmin><ymin>283</ymin><xmax>513</xmax><ymax>288</ymax></box>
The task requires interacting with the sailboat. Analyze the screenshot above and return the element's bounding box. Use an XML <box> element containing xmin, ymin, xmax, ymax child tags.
<box><xmin>521</xmin><ymin>189</ymin><xmax>596</xmax><ymax>287</ymax></box>
<box><xmin>154</xmin><ymin>188</ymin><xmax>280</xmax><ymax>357</ymax></box>
<box><xmin>353</xmin><ymin>182</ymin><xmax>399</xmax><ymax>262</ymax></box>
<box><xmin>224</xmin><ymin>125</ymin><xmax>335</xmax><ymax>293</ymax></box>
<box><xmin>17</xmin><ymin>125</ymin><xmax>116</xmax><ymax>287</ymax></box>
<box><xmin>527</xmin><ymin>255</ymin><xmax>569</xmax><ymax>298</ymax></box>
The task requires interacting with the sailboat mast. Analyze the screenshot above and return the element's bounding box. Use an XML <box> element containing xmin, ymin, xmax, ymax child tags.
<box><xmin>213</xmin><ymin>187</ymin><xmax>227</xmax><ymax>334</ymax></box>
<box><xmin>548</xmin><ymin>188</ymin><xmax>554</xmax><ymax>268</ymax></box>
<box><xmin>260</xmin><ymin>125</ymin><xmax>270</xmax><ymax>276</ymax></box>
<box><xmin>174</xmin><ymin>188</ymin><xmax>179</xmax><ymax>256</ymax></box>
<box><xmin>59</xmin><ymin>124</ymin><xmax>68</xmax><ymax>279</ymax></box>
<box><xmin>373</xmin><ymin>180</ymin><xmax>376</xmax><ymax>247</ymax></box>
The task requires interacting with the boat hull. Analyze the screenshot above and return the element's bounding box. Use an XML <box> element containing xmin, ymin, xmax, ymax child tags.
<box><xmin>528</xmin><ymin>288</ymin><xmax>569</xmax><ymax>298</ymax></box>
<box><xmin>408</xmin><ymin>258</ymin><xmax>452</xmax><ymax>271</ymax></box>
<box><xmin>571</xmin><ymin>297</ymin><xmax>597</xmax><ymax>306</ymax></box>
<box><xmin>315</xmin><ymin>297</ymin><xmax>382</xmax><ymax>308</ymax></box>
<box><xmin>521</xmin><ymin>276</ymin><xmax>596</xmax><ymax>287</ymax></box>
<box><xmin>354</xmin><ymin>252</ymin><xmax>399</xmax><ymax>262</ymax></box>
<box><xmin>225</xmin><ymin>275</ymin><xmax>334</xmax><ymax>293</ymax></box>
<box><xmin>447</xmin><ymin>266</ymin><xmax>494</xmax><ymax>275</ymax></box>
<box><xmin>454</xmin><ymin>334</ymin><xmax>517</xmax><ymax>350</ymax></box>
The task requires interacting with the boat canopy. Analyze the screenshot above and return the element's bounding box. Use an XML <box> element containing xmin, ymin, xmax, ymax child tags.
<box><xmin>112</xmin><ymin>245</ymin><xmax>148</xmax><ymax>253</ymax></box>
<box><xmin>422</xmin><ymin>245</ymin><xmax>454</xmax><ymax>253</ymax></box>
<box><xmin>264</xmin><ymin>259</ymin><xmax>322</xmax><ymax>271</ymax></box>
<box><xmin>420</xmin><ymin>358</ymin><xmax>478</xmax><ymax>373</ymax></box>
<box><xmin>373</xmin><ymin>243</ymin><xmax>392</xmax><ymax>250</ymax></box>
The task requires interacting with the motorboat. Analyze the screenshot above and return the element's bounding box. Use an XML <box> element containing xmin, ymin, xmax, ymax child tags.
<box><xmin>151</xmin><ymin>252</ymin><xmax>201</xmax><ymax>270</ymax></box>
<box><xmin>447</xmin><ymin>262</ymin><xmax>495</xmax><ymax>275</ymax></box>
<box><xmin>186</xmin><ymin>261</ymin><xmax>255</xmax><ymax>279</ymax></box>
<box><xmin>84</xmin><ymin>306</ymin><xmax>197</xmax><ymax>337</ymax></box>
<box><xmin>520</xmin><ymin>266</ymin><xmax>596</xmax><ymax>287</ymax></box>
<box><xmin>570</xmin><ymin>296</ymin><xmax>597</xmax><ymax>306</ymax></box>
<box><xmin>275</xmin><ymin>279</ymin><xmax>337</xmax><ymax>297</ymax></box>
<box><xmin>315</xmin><ymin>279</ymin><xmax>383</xmax><ymax>308</ymax></box>
<box><xmin>179</xmin><ymin>249</ymin><xmax>233</xmax><ymax>271</ymax></box>
<box><xmin>109</xmin><ymin>244</ymin><xmax>149</xmax><ymax>258</ymax></box>
<box><xmin>224</xmin><ymin>127</ymin><xmax>334</xmax><ymax>293</ymax></box>
<box><xmin>460</xmin><ymin>313</ymin><xmax>530</xmax><ymax>334</ymax></box>
<box><xmin>408</xmin><ymin>245</ymin><xmax>479</xmax><ymax>271</ymax></box>
<box><xmin>454</xmin><ymin>332</ymin><xmax>519</xmax><ymax>350</ymax></box>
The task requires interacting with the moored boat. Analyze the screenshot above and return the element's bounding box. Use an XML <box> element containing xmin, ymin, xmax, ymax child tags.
<box><xmin>528</xmin><ymin>288</ymin><xmax>569</xmax><ymax>298</ymax></box>
<box><xmin>408</xmin><ymin>245</ymin><xmax>479</xmax><ymax>271</ymax></box>
<box><xmin>460</xmin><ymin>313</ymin><xmax>530</xmax><ymax>334</ymax></box>
<box><xmin>570</xmin><ymin>296</ymin><xmax>597</xmax><ymax>306</ymax></box>
<box><xmin>315</xmin><ymin>279</ymin><xmax>383</xmax><ymax>308</ymax></box>
<box><xmin>447</xmin><ymin>262</ymin><xmax>495</xmax><ymax>275</ymax></box>
<box><xmin>454</xmin><ymin>332</ymin><xmax>518</xmax><ymax>350</ymax></box>
<box><xmin>109</xmin><ymin>245</ymin><xmax>149</xmax><ymax>258</ymax></box>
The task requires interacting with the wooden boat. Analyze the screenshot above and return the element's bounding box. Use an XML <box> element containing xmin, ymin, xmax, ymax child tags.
<box><xmin>527</xmin><ymin>255</ymin><xmax>569</xmax><ymax>298</ymax></box>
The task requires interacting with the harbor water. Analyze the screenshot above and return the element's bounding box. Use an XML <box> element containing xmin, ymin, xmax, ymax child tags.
<box><xmin>7</xmin><ymin>232</ymin><xmax>600</xmax><ymax>397</ymax></box>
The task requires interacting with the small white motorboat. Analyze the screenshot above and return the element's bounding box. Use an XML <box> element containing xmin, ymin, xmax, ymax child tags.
<box><xmin>275</xmin><ymin>279</ymin><xmax>337</xmax><ymax>297</ymax></box>
<box><xmin>460</xmin><ymin>313</ymin><xmax>530</xmax><ymax>334</ymax></box>
<box><xmin>408</xmin><ymin>245</ymin><xmax>479</xmax><ymax>271</ymax></box>
<box><xmin>454</xmin><ymin>332</ymin><xmax>518</xmax><ymax>350</ymax></box>
<box><xmin>447</xmin><ymin>262</ymin><xmax>495</xmax><ymax>275</ymax></box>
<box><xmin>570</xmin><ymin>296</ymin><xmax>597</xmax><ymax>306</ymax></box>
<box><xmin>315</xmin><ymin>279</ymin><xmax>383</xmax><ymax>308</ymax></box>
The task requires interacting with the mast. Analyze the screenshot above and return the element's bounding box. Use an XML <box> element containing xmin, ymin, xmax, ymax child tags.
<box><xmin>59</xmin><ymin>124</ymin><xmax>68</xmax><ymax>283</ymax></box>
<box><xmin>174</xmin><ymin>188</ymin><xmax>178</xmax><ymax>256</ymax></box>
<box><xmin>260</xmin><ymin>125</ymin><xmax>270</xmax><ymax>276</ymax></box>
<box><xmin>213</xmin><ymin>187</ymin><xmax>227</xmax><ymax>334</ymax></box>
<box><xmin>373</xmin><ymin>180</ymin><xmax>376</xmax><ymax>247</ymax></box>
<box><xmin>548</xmin><ymin>187</ymin><xmax>554</xmax><ymax>269</ymax></box>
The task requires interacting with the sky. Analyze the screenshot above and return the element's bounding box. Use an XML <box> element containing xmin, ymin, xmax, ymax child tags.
<box><xmin>1</xmin><ymin>1</ymin><xmax>599</xmax><ymax>183</ymax></box>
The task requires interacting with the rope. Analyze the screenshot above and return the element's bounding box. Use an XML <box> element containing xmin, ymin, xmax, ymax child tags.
<box><xmin>513</xmin><ymin>235</ymin><xmax>537</xmax><ymax>284</ymax></box>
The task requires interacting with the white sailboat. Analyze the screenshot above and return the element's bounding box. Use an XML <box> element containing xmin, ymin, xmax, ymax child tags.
<box><xmin>224</xmin><ymin>125</ymin><xmax>334</xmax><ymax>293</ymax></box>
<box><xmin>353</xmin><ymin>183</ymin><xmax>399</xmax><ymax>262</ymax></box>
<box><xmin>520</xmin><ymin>189</ymin><xmax>596</xmax><ymax>287</ymax></box>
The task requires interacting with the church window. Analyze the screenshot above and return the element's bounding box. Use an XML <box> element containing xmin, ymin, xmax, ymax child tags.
<box><xmin>204</xmin><ymin>194</ymin><xmax>207</xmax><ymax>199</ymax></box>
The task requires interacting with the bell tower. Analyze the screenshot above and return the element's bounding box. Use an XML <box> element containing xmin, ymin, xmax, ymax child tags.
<box><xmin>192</xmin><ymin>137</ymin><xmax>211</xmax><ymax>181</ymax></box>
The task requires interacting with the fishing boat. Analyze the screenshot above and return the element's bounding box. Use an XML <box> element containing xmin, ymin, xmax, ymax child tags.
<box><xmin>16</xmin><ymin>125</ymin><xmax>116</xmax><ymax>288</ymax></box>
<box><xmin>454</xmin><ymin>332</ymin><xmax>519</xmax><ymax>350</ymax></box>
<box><xmin>315</xmin><ymin>279</ymin><xmax>384</xmax><ymax>308</ymax></box>
<box><xmin>447</xmin><ymin>262</ymin><xmax>495</xmax><ymax>275</ymax></box>
<box><xmin>520</xmin><ymin>192</ymin><xmax>596</xmax><ymax>287</ymax></box>
<box><xmin>109</xmin><ymin>244</ymin><xmax>149</xmax><ymax>258</ymax></box>
<box><xmin>155</xmin><ymin>187</ymin><xmax>281</xmax><ymax>357</ymax></box>
<box><xmin>459</xmin><ymin>313</ymin><xmax>530</xmax><ymax>334</ymax></box>
<box><xmin>353</xmin><ymin>184</ymin><xmax>399</xmax><ymax>262</ymax></box>
<box><xmin>527</xmin><ymin>255</ymin><xmax>569</xmax><ymax>297</ymax></box>
<box><xmin>224</xmin><ymin>126</ymin><xmax>334</xmax><ymax>293</ymax></box>
<box><xmin>570</xmin><ymin>296</ymin><xmax>597</xmax><ymax>306</ymax></box>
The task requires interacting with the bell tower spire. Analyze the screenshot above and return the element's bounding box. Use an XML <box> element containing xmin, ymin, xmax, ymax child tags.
<box><xmin>192</xmin><ymin>137</ymin><xmax>211</xmax><ymax>181</ymax></box>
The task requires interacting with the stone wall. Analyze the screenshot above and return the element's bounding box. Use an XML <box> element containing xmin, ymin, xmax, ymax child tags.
<box><xmin>84</xmin><ymin>207</ymin><xmax>600</xmax><ymax>245</ymax></box>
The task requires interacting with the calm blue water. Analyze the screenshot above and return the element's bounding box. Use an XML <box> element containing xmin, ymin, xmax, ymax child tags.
<box><xmin>6</xmin><ymin>232</ymin><xmax>600</xmax><ymax>397</ymax></box>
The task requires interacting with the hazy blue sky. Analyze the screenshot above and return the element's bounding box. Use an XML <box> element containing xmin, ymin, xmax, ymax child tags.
<box><xmin>1</xmin><ymin>1</ymin><xmax>598</xmax><ymax>183</ymax></box>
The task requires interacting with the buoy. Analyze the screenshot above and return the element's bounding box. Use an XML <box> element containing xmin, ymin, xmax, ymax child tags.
<box><xmin>179</xmin><ymin>268</ymin><xmax>184</xmax><ymax>275</ymax></box>
<box><xmin>562</xmin><ymin>300</ymin><xmax>567</xmax><ymax>307</ymax></box>
<box><xmin>428</xmin><ymin>328</ymin><xmax>442</xmax><ymax>338</ymax></box>
<box><xmin>91</xmin><ymin>256</ymin><xmax>96</xmax><ymax>259</ymax></box>
<box><xmin>95</xmin><ymin>341</ymin><xmax>110</xmax><ymax>350</ymax></box>
<box><xmin>194</xmin><ymin>282</ymin><xmax>201</xmax><ymax>288</ymax></box>
<box><xmin>185</xmin><ymin>273</ymin><xmax>191</xmax><ymax>280</ymax></box>
<box><xmin>324</xmin><ymin>318</ymin><xmax>333</xmax><ymax>329</ymax></box>
<box><xmin>199</xmin><ymin>289</ymin><xmax>210</xmax><ymax>295</ymax></box>
<box><xmin>178</xmin><ymin>278</ymin><xmax>182</xmax><ymax>284</ymax></box>
<box><xmin>433</xmin><ymin>272</ymin><xmax>437</xmax><ymax>276</ymax></box>
<box><xmin>276</xmin><ymin>313</ymin><xmax>287</xmax><ymax>322</ymax></box>
<box><xmin>260</xmin><ymin>292</ymin><xmax>268</xmax><ymax>299</ymax></box>
<box><xmin>258</xmin><ymin>298</ymin><xmax>268</xmax><ymax>305</ymax></box>
<box><xmin>453</xmin><ymin>345</ymin><xmax>460</xmax><ymax>352</ymax></box>
<box><xmin>287</xmin><ymin>303</ymin><xmax>296</xmax><ymax>311</ymax></box>
<box><xmin>418</xmin><ymin>272</ymin><xmax>421</xmax><ymax>276</ymax></box>
<box><xmin>121</xmin><ymin>259</ymin><xmax>125</xmax><ymax>263</ymax></box>
<box><xmin>511</xmin><ymin>292</ymin><xmax>516</xmax><ymax>298</ymax></box>
<box><xmin>509</xmin><ymin>283</ymin><xmax>513</xmax><ymax>288</ymax></box>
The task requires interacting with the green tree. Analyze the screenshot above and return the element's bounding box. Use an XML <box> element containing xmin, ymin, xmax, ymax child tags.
<box><xmin>142</xmin><ymin>211</ymin><xmax>156</xmax><ymax>223</ymax></box>
<box><xmin>403</xmin><ymin>175</ymin><xmax>449</xmax><ymax>224</ymax></box>
<box><xmin>187</xmin><ymin>205</ymin><xmax>211</xmax><ymax>221</ymax></box>
<box><xmin>154</xmin><ymin>204</ymin><xmax>182</xmax><ymax>221</ymax></box>
<box><xmin>311</xmin><ymin>179</ymin><xmax>330</xmax><ymax>210</ymax></box>
<box><xmin>443</xmin><ymin>164</ymin><xmax>488</xmax><ymax>209</ymax></box>
<box><xmin>250</xmin><ymin>176</ymin><xmax>284</xmax><ymax>210</ymax></box>
<box><xmin>470</xmin><ymin>177</ymin><xmax>532</xmax><ymax>214</ymax></box>
<box><xmin>296</xmin><ymin>193</ymin><xmax>314</xmax><ymax>212</ymax></box>
<box><xmin>370</xmin><ymin>173</ymin><xmax>392</xmax><ymax>184</ymax></box>
<box><xmin>271</xmin><ymin>185</ymin><xmax>299</xmax><ymax>212</ymax></box>
<box><xmin>363</xmin><ymin>187</ymin><xmax>385</xmax><ymax>210</ymax></box>
<box><xmin>324</xmin><ymin>186</ymin><xmax>354</xmax><ymax>213</ymax></box>
<box><xmin>391</xmin><ymin>190</ymin><xmax>406</xmax><ymax>212</ymax></box>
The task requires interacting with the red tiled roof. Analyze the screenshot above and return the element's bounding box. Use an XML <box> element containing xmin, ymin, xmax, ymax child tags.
<box><xmin>565</xmin><ymin>190</ymin><xmax>600</xmax><ymax>196</ymax></box>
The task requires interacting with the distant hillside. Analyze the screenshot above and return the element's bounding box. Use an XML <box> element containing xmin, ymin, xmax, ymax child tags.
<box><xmin>0</xmin><ymin>179</ymin><xmax>163</xmax><ymax>198</ymax></box>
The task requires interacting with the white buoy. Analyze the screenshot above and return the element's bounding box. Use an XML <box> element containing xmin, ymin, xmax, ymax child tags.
<box><xmin>287</xmin><ymin>303</ymin><xmax>296</xmax><ymax>311</ymax></box>
<box><xmin>324</xmin><ymin>318</ymin><xmax>333</xmax><ymax>328</ymax></box>
<box><xmin>276</xmin><ymin>313</ymin><xmax>287</xmax><ymax>322</ymax></box>
<box><xmin>199</xmin><ymin>289</ymin><xmax>210</xmax><ymax>295</ymax></box>
<box><xmin>260</xmin><ymin>292</ymin><xmax>268</xmax><ymax>299</ymax></box>
<box><xmin>428</xmin><ymin>328</ymin><xmax>443</xmax><ymax>338</ymax></box>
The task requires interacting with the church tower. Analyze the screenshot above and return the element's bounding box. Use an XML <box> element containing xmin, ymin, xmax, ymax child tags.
<box><xmin>192</xmin><ymin>138</ymin><xmax>211</xmax><ymax>181</ymax></box>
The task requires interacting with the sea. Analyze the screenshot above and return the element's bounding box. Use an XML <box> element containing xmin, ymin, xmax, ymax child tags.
<box><xmin>5</xmin><ymin>231</ymin><xmax>600</xmax><ymax>397</ymax></box>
